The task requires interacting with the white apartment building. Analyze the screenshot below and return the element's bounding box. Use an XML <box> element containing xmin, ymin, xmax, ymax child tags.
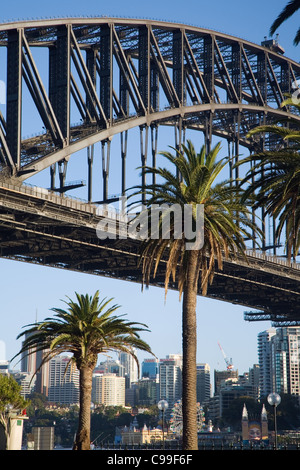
<box><xmin>92</xmin><ymin>373</ymin><xmax>125</xmax><ymax>407</ymax></box>
<box><xmin>257</xmin><ymin>328</ymin><xmax>276</xmax><ymax>398</ymax></box>
<box><xmin>258</xmin><ymin>327</ymin><xmax>300</xmax><ymax>397</ymax></box>
<box><xmin>159</xmin><ymin>354</ymin><xmax>182</xmax><ymax>415</ymax></box>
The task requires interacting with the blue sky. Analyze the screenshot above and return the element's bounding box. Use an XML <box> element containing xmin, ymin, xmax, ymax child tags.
<box><xmin>0</xmin><ymin>1</ymin><xmax>298</xmax><ymax>377</ymax></box>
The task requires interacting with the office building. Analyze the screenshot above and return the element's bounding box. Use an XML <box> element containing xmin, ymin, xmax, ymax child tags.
<box><xmin>142</xmin><ymin>359</ymin><xmax>159</xmax><ymax>379</ymax></box>
<box><xmin>214</xmin><ymin>369</ymin><xmax>239</xmax><ymax>395</ymax></box>
<box><xmin>119</xmin><ymin>351</ymin><xmax>138</xmax><ymax>387</ymax></box>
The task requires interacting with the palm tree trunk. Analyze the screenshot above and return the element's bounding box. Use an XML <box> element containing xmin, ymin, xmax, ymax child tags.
<box><xmin>182</xmin><ymin>249</ymin><xmax>199</xmax><ymax>450</ymax></box>
<box><xmin>73</xmin><ymin>366</ymin><xmax>93</xmax><ymax>450</ymax></box>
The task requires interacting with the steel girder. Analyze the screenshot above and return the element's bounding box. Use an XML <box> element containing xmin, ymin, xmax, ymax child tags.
<box><xmin>0</xmin><ymin>17</ymin><xmax>299</xmax><ymax>183</ymax></box>
<box><xmin>0</xmin><ymin>18</ymin><xmax>300</xmax><ymax>324</ymax></box>
<box><xmin>0</xmin><ymin>182</ymin><xmax>299</xmax><ymax>325</ymax></box>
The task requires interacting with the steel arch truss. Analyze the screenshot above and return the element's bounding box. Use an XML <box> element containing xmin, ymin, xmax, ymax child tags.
<box><xmin>0</xmin><ymin>18</ymin><xmax>300</xmax><ymax>185</ymax></box>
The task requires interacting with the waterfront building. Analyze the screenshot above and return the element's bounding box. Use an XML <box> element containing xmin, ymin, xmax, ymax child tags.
<box><xmin>117</xmin><ymin>416</ymin><xmax>164</xmax><ymax>445</ymax></box>
<box><xmin>241</xmin><ymin>403</ymin><xmax>268</xmax><ymax>443</ymax></box>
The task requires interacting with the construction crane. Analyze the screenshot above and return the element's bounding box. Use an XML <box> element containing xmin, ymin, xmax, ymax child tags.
<box><xmin>217</xmin><ymin>342</ymin><xmax>234</xmax><ymax>370</ymax></box>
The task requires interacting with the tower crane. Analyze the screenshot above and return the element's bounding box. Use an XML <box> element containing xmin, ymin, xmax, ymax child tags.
<box><xmin>217</xmin><ymin>342</ymin><xmax>234</xmax><ymax>370</ymax></box>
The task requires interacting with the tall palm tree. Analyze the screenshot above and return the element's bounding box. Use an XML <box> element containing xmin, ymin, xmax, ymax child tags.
<box><xmin>270</xmin><ymin>0</ymin><xmax>300</xmax><ymax>45</ymax></box>
<box><xmin>129</xmin><ymin>140</ymin><xmax>258</xmax><ymax>450</ymax></box>
<box><xmin>13</xmin><ymin>291</ymin><xmax>153</xmax><ymax>450</ymax></box>
<box><xmin>242</xmin><ymin>98</ymin><xmax>300</xmax><ymax>260</ymax></box>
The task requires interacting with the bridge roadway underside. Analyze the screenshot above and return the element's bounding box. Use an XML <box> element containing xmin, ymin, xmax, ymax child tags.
<box><xmin>0</xmin><ymin>185</ymin><xmax>299</xmax><ymax>325</ymax></box>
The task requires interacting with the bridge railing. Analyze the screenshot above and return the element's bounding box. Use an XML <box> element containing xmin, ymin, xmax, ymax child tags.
<box><xmin>245</xmin><ymin>249</ymin><xmax>300</xmax><ymax>271</ymax></box>
<box><xmin>0</xmin><ymin>180</ymin><xmax>299</xmax><ymax>270</ymax></box>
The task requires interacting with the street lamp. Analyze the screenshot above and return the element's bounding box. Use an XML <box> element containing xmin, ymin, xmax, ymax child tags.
<box><xmin>158</xmin><ymin>400</ymin><xmax>168</xmax><ymax>449</ymax></box>
<box><xmin>267</xmin><ymin>393</ymin><xmax>281</xmax><ymax>450</ymax></box>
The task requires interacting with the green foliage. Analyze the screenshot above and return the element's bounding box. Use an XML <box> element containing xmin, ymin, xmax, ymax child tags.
<box><xmin>130</xmin><ymin>140</ymin><xmax>259</xmax><ymax>297</ymax></box>
<box><xmin>14</xmin><ymin>290</ymin><xmax>153</xmax><ymax>373</ymax></box>
<box><xmin>270</xmin><ymin>0</ymin><xmax>300</xmax><ymax>45</ymax></box>
<box><xmin>0</xmin><ymin>374</ymin><xmax>29</xmax><ymax>445</ymax></box>
<box><xmin>0</xmin><ymin>375</ymin><xmax>29</xmax><ymax>414</ymax></box>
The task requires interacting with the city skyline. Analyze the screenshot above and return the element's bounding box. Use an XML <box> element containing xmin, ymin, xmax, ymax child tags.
<box><xmin>0</xmin><ymin>0</ymin><xmax>299</xmax><ymax>377</ymax></box>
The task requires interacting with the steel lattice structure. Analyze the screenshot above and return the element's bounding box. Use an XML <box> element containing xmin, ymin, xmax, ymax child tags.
<box><xmin>0</xmin><ymin>18</ymin><xmax>299</xmax><ymax>325</ymax></box>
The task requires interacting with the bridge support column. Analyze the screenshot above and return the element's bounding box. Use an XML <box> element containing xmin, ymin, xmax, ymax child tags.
<box><xmin>87</xmin><ymin>145</ymin><xmax>94</xmax><ymax>203</ymax></box>
<box><xmin>120</xmin><ymin>131</ymin><xmax>128</xmax><ymax>198</ymax></box>
<box><xmin>204</xmin><ymin>112</ymin><xmax>212</xmax><ymax>154</ymax></box>
<box><xmin>151</xmin><ymin>125</ymin><xmax>158</xmax><ymax>186</ymax></box>
<box><xmin>140</xmin><ymin>126</ymin><xmax>149</xmax><ymax>205</ymax></box>
<box><xmin>102</xmin><ymin>139</ymin><xmax>111</xmax><ymax>202</ymax></box>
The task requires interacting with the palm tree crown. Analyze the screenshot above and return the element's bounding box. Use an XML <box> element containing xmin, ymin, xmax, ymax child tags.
<box><xmin>131</xmin><ymin>140</ymin><xmax>258</xmax><ymax>296</ymax></box>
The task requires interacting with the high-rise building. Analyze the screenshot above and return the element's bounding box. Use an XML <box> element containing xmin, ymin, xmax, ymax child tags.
<box><xmin>20</xmin><ymin>332</ymin><xmax>49</xmax><ymax>396</ymax></box>
<box><xmin>258</xmin><ymin>327</ymin><xmax>300</xmax><ymax>397</ymax></box>
<box><xmin>196</xmin><ymin>363</ymin><xmax>211</xmax><ymax>404</ymax></box>
<box><xmin>132</xmin><ymin>377</ymin><xmax>158</xmax><ymax>406</ymax></box>
<box><xmin>272</xmin><ymin>327</ymin><xmax>300</xmax><ymax>396</ymax></box>
<box><xmin>119</xmin><ymin>351</ymin><xmax>138</xmax><ymax>388</ymax></box>
<box><xmin>92</xmin><ymin>373</ymin><xmax>125</xmax><ymax>407</ymax></box>
<box><xmin>95</xmin><ymin>359</ymin><xmax>125</xmax><ymax>377</ymax></box>
<box><xmin>214</xmin><ymin>369</ymin><xmax>239</xmax><ymax>395</ymax></box>
<box><xmin>257</xmin><ymin>328</ymin><xmax>276</xmax><ymax>398</ymax></box>
<box><xmin>142</xmin><ymin>359</ymin><xmax>159</xmax><ymax>380</ymax></box>
<box><xmin>158</xmin><ymin>354</ymin><xmax>182</xmax><ymax>415</ymax></box>
<box><xmin>48</xmin><ymin>355</ymin><xmax>80</xmax><ymax>405</ymax></box>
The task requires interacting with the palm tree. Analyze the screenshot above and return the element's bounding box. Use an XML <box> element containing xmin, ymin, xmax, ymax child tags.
<box><xmin>129</xmin><ymin>140</ymin><xmax>258</xmax><ymax>450</ymax></box>
<box><xmin>270</xmin><ymin>0</ymin><xmax>300</xmax><ymax>45</ymax></box>
<box><xmin>241</xmin><ymin>98</ymin><xmax>300</xmax><ymax>260</ymax></box>
<box><xmin>13</xmin><ymin>291</ymin><xmax>153</xmax><ymax>450</ymax></box>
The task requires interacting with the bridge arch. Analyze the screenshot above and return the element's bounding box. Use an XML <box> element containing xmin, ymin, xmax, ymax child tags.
<box><xmin>0</xmin><ymin>17</ymin><xmax>300</xmax><ymax>202</ymax></box>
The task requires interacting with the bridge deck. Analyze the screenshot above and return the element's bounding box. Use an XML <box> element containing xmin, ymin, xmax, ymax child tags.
<box><xmin>0</xmin><ymin>182</ymin><xmax>299</xmax><ymax>325</ymax></box>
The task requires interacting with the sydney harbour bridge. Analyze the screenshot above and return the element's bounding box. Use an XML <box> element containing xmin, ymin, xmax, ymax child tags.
<box><xmin>0</xmin><ymin>17</ymin><xmax>299</xmax><ymax>326</ymax></box>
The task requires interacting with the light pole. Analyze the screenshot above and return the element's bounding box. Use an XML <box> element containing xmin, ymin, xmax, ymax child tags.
<box><xmin>158</xmin><ymin>400</ymin><xmax>168</xmax><ymax>449</ymax></box>
<box><xmin>267</xmin><ymin>393</ymin><xmax>281</xmax><ymax>450</ymax></box>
